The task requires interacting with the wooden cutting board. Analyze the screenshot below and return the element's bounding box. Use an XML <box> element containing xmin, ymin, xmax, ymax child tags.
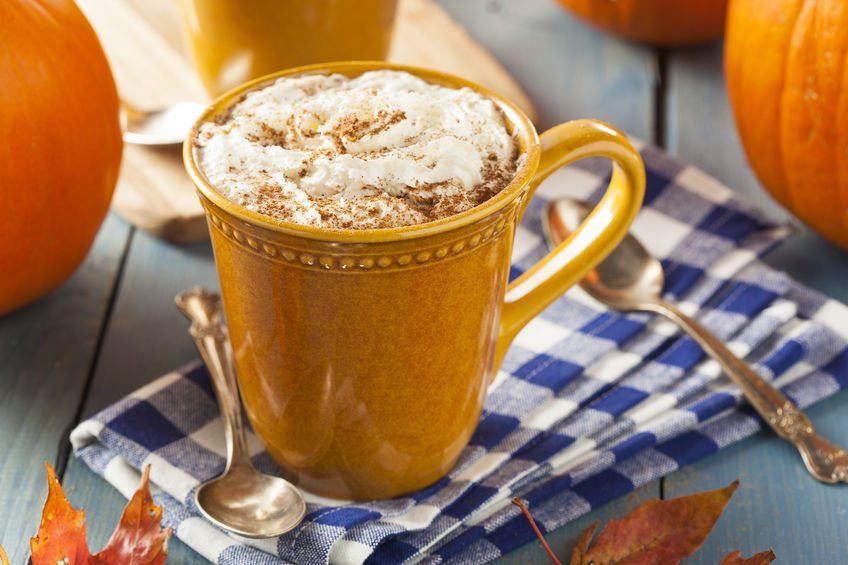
<box><xmin>77</xmin><ymin>0</ymin><xmax>537</xmax><ymax>243</ymax></box>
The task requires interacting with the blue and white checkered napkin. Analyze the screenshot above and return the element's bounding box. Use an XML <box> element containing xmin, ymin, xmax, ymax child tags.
<box><xmin>71</xmin><ymin>144</ymin><xmax>848</xmax><ymax>564</ymax></box>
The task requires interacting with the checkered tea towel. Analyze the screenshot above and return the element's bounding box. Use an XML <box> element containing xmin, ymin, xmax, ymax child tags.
<box><xmin>71</xmin><ymin>144</ymin><xmax>848</xmax><ymax>564</ymax></box>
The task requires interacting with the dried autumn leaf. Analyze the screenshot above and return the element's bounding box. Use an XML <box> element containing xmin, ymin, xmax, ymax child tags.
<box><xmin>573</xmin><ymin>480</ymin><xmax>739</xmax><ymax>565</ymax></box>
<box><xmin>91</xmin><ymin>465</ymin><xmax>172</xmax><ymax>564</ymax></box>
<box><xmin>721</xmin><ymin>549</ymin><xmax>776</xmax><ymax>564</ymax></box>
<box><xmin>569</xmin><ymin>522</ymin><xmax>596</xmax><ymax>565</ymax></box>
<box><xmin>30</xmin><ymin>463</ymin><xmax>172</xmax><ymax>565</ymax></box>
<box><xmin>30</xmin><ymin>462</ymin><xmax>93</xmax><ymax>565</ymax></box>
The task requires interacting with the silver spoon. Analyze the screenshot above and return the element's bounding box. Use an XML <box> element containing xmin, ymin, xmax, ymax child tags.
<box><xmin>122</xmin><ymin>101</ymin><xmax>205</xmax><ymax>146</ymax></box>
<box><xmin>543</xmin><ymin>199</ymin><xmax>848</xmax><ymax>484</ymax></box>
<box><xmin>176</xmin><ymin>286</ymin><xmax>307</xmax><ymax>537</ymax></box>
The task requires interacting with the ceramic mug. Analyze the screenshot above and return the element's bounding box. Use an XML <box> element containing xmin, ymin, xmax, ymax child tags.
<box><xmin>184</xmin><ymin>62</ymin><xmax>645</xmax><ymax>500</ymax></box>
<box><xmin>178</xmin><ymin>0</ymin><xmax>398</xmax><ymax>96</ymax></box>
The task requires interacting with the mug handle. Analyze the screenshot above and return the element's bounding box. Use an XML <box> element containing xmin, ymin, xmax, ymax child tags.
<box><xmin>494</xmin><ymin>119</ymin><xmax>645</xmax><ymax>371</ymax></box>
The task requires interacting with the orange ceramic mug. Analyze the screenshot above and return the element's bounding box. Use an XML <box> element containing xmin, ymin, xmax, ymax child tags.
<box><xmin>178</xmin><ymin>0</ymin><xmax>398</xmax><ymax>96</ymax></box>
<box><xmin>184</xmin><ymin>62</ymin><xmax>645</xmax><ymax>500</ymax></box>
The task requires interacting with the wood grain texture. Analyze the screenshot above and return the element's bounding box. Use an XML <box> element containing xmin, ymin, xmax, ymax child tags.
<box><xmin>76</xmin><ymin>0</ymin><xmax>537</xmax><ymax>244</ymax></box>
<box><xmin>0</xmin><ymin>215</ymin><xmax>130</xmax><ymax>563</ymax></box>
<box><xmin>664</xmin><ymin>40</ymin><xmax>848</xmax><ymax>564</ymax></box>
<box><xmin>60</xmin><ymin>228</ymin><xmax>218</xmax><ymax>560</ymax></box>
<box><xmin>78</xmin><ymin>230</ymin><xmax>218</xmax><ymax>418</ymax></box>
<box><xmin>763</xmin><ymin>231</ymin><xmax>848</xmax><ymax>301</ymax></box>
<box><xmin>115</xmin><ymin>0</ymin><xmax>537</xmax><ymax>119</ymax></box>
<box><xmin>436</xmin><ymin>0</ymin><xmax>657</xmax><ymax>136</ymax></box>
<box><xmin>389</xmin><ymin>0</ymin><xmax>536</xmax><ymax>119</ymax></box>
<box><xmin>76</xmin><ymin>0</ymin><xmax>206</xmax><ymax>107</ymax></box>
<box><xmin>665</xmin><ymin>43</ymin><xmax>785</xmax><ymax>220</ymax></box>
<box><xmin>76</xmin><ymin>0</ymin><xmax>209</xmax><ymax>243</ymax></box>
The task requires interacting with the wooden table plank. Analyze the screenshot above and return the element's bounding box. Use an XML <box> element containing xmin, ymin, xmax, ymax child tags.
<box><xmin>436</xmin><ymin>0</ymin><xmax>656</xmax><ymax>137</ymax></box>
<box><xmin>0</xmin><ymin>215</ymin><xmax>130</xmax><ymax>563</ymax></box>
<box><xmin>665</xmin><ymin>42</ymin><xmax>848</xmax><ymax>563</ymax></box>
<box><xmin>61</xmin><ymin>228</ymin><xmax>218</xmax><ymax>560</ymax></box>
<box><xmin>665</xmin><ymin>44</ymin><xmax>786</xmax><ymax>220</ymax></box>
<box><xmin>77</xmin><ymin>232</ymin><xmax>218</xmax><ymax>418</ymax></box>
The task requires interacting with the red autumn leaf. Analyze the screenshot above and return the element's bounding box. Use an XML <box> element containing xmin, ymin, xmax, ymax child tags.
<box><xmin>91</xmin><ymin>465</ymin><xmax>172</xmax><ymax>564</ymax></box>
<box><xmin>30</xmin><ymin>462</ymin><xmax>93</xmax><ymax>564</ymax></box>
<box><xmin>30</xmin><ymin>463</ymin><xmax>172</xmax><ymax>565</ymax></box>
<box><xmin>517</xmin><ymin>480</ymin><xmax>773</xmax><ymax>565</ymax></box>
<box><xmin>721</xmin><ymin>549</ymin><xmax>776</xmax><ymax>564</ymax></box>
<box><xmin>572</xmin><ymin>480</ymin><xmax>739</xmax><ymax>565</ymax></box>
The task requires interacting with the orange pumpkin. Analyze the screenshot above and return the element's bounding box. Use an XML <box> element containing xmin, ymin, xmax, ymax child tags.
<box><xmin>725</xmin><ymin>0</ymin><xmax>848</xmax><ymax>249</ymax></box>
<box><xmin>1</xmin><ymin>0</ymin><xmax>122</xmax><ymax>314</ymax></box>
<box><xmin>557</xmin><ymin>0</ymin><xmax>729</xmax><ymax>46</ymax></box>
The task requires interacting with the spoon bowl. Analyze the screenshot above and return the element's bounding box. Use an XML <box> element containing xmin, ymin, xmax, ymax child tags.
<box><xmin>123</xmin><ymin>101</ymin><xmax>205</xmax><ymax>146</ymax></box>
<box><xmin>196</xmin><ymin>465</ymin><xmax>306</xmax><ymax>538</ymax></box>
<box><xmin>542</xmin><ymin>199</ymin><xmax>663</xmax><ymax>309</ymax></box>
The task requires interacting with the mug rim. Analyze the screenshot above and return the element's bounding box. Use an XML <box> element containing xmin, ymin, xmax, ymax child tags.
<box><xmin>183</xmin><ymin>61</ymin><xmax>541</xmax><ymax>243</ymax></box>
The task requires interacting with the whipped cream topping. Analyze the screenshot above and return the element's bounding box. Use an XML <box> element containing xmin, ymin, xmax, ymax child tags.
<box><xmin>195</xmin><ymin>70</ymin><xmax>521</xmax><ymax>229</ymax></box>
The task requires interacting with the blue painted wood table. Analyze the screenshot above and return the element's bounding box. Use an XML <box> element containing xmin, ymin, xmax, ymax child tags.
<box><xmin>2</xmin><ymin>1</ymin><xmax>848</xmax><ymax>562</ymax></box>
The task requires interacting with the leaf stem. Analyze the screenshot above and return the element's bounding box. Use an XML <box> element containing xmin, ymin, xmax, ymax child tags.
<box><xmin>512</xmin><ymin>498</ymin><xmax>562</xmax><ymax>565</ymax></box>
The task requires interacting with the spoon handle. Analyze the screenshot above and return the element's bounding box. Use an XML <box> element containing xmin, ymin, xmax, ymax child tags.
<box><xmin>648</xmin><ymin>299</ymin><xmax>848</xmax><ymax>484</ymax></box>
<box><xmin>176</xmin><ymin>287</ymin><xmax>253</xmax><ymax>469</ymax></box>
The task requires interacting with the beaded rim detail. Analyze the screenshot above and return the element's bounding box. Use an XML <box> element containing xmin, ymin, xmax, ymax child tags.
<box><xmin>205</xmin><ymin>206</ymin><xmax>518</xmax><ymax>271</ymax></box>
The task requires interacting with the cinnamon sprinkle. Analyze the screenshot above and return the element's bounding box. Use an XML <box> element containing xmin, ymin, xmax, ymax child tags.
<box><xmin>197</xmin><ymin>71</ymin><xmax>522</xmax><ymax>230</ymax></box>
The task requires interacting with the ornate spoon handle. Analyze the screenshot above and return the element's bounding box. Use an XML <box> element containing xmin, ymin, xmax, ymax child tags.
<box><xmin>175</xmin><ymin>286</ymin><xmax>252</xmax><ymax>468</ymax></box>
<box><xmin>645</xmin><ymin>299</ymin><xmax>848</xmax><ymax>484</ymax></box>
